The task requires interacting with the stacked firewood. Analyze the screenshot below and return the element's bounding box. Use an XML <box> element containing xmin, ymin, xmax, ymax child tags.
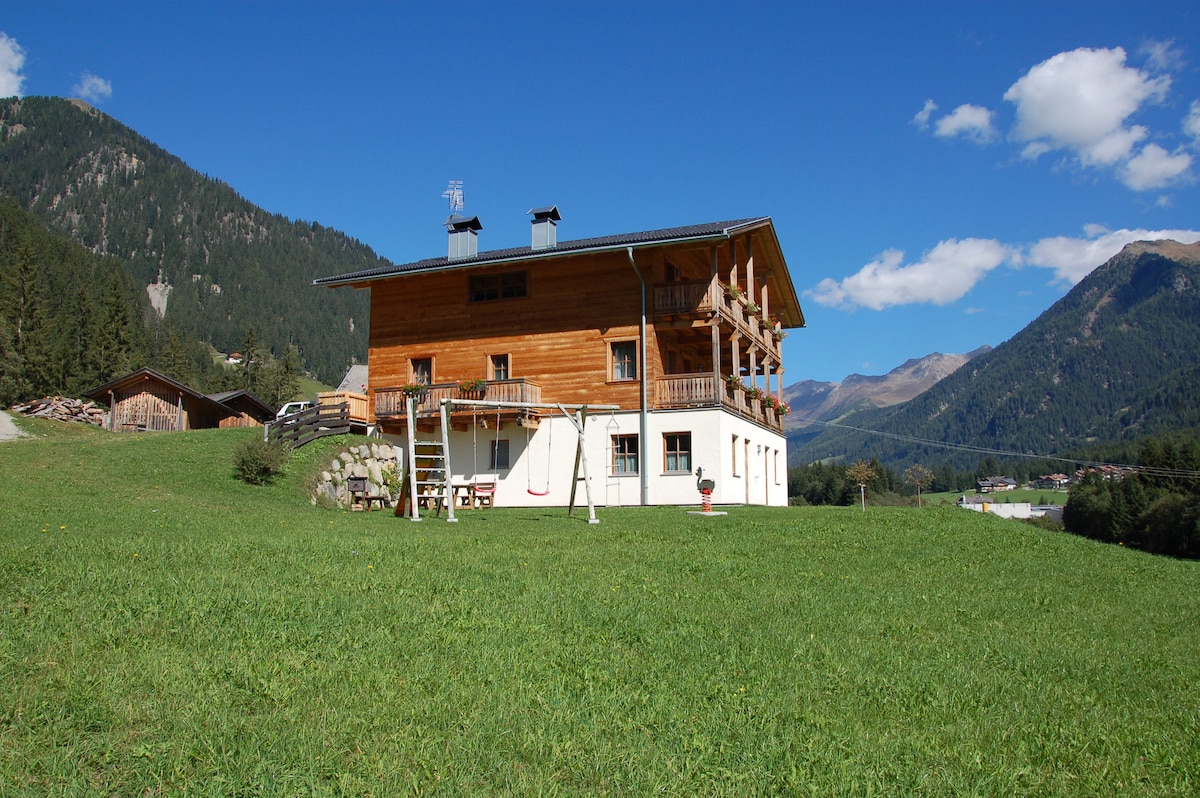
<box><xmin>10</xmin><ymin>396</ymin><xmax>106</xmax><ymax>426</ymax></box>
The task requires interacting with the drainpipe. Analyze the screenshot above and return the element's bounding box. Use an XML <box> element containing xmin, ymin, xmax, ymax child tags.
<box><xmin>627</xmin><ymin>247</ymin><xmax>650</xmax><ymax>506</ymax></box>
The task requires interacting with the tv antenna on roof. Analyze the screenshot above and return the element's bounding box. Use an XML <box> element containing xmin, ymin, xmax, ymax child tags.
<box><xmin>442</xmin><ymin>180</ymin><xmax>464</xmax><ymax>213</ymax></box>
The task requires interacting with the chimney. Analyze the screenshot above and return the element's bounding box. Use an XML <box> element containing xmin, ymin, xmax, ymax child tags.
<box><xmin>446</xmin><ymin>215</ymin><xmax>482</xmax><ymax>260</ymax></box>
<box><xmin>528</xmin><ymin>206</ymin><xmax>561</xmax><ymax>250</ymax></box>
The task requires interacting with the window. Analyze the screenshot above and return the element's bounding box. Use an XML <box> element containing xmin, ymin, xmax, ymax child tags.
<box><xmin>663</xmin><ymin>433</ymin><xmax>691</xmax><ymax>473</ymax></box>
<box><xmin>612</xmin><ymin>434</ymin><xmax>639</xmax><ymax>475</ymax></box>
<box><xmin>731</xmin><ymin>434</ymin><xmax>739</xmax><ymax>477</ymax></box>
<box><xmin>489</xmin><ymin>353</ymin><xmax>510</xmax><ymax>381</ymax></box>
<box><xmin>490</xmin><ymin>439</ymin><xmax>510</xmax><ymax>470</ymax></box>
<box><xmin>610</xmin><ymin>341</ymin><xmax>638</xmax><ymax>381</ymax></box>
<box><xmin>411</xmin><ymin>357</ymin><xmax>432</xmax><ymax>384</ymax></box>
<box><xmin>470</xmin><ymin>271</ymin><xmax>527</xmax><ymax>302</ymax></box>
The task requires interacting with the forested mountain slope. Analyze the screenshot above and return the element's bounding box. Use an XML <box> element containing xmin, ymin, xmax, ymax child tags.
<box><xmin>790</xmin><ymin>240</ymin><xmax>1200</xmax><ymax>471</ymax></box>
<box><xmin>0</xmin><ymin>96</ymin><xmax>377</xmax><ymax>383</ymax></box>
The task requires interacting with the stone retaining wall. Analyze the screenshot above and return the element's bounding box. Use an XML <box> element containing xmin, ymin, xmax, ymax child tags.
<box><xmin>312</xmin><ymin>442</ymin><xmax>401</xmax><ymax>510</ymax></box>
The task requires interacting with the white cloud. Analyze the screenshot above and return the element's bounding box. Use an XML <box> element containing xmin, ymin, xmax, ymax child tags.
<box><xmin>934</xmin><ymin>104</ymin><xmax>996</xmax><ymax>143</ymax></box>
<box><xmin>1121</xmin><ymin>143</ymin><xmax>1192</xmax><ymax>190</ymax></box>
<box><xmin>805</xmin><ymin>238</ymin><xmax>1014</xmax><ymax>311</ymax></box>
<box><xmin>72</xmin><ymin>71</ymin><xmax>113</xmax><ymax>104</ymax></box>
<box><xmin>0</xmin><ymin>32</ymin><xmax>25</xmax><ymax>98</ymax></box>
<box><xmin>913</xmin><ymin>99</ymin><xmax>938</xmax><ymax>129</ymax></box>
<box><xmin>810</xmin><ymin>225</ymin><xmax>1200</xmax><ymax>311</ymax></box>
<box><xmin>1004</xmin><ymin>47</ymin><xmax>1169</xmax><ymax>168</ymax></box>
<box><xmin>1027</xmin><ymin>224</ymin><xmax>1200</xmax><ymax>284</ymax></box>
<box><xmin>1140</xmin><ymin>39</ymin><xmax>1184</xmax><ymax>72</ymax></box>
<box><xmin>1185</xmin><ymin>100</ymin><xmax>1200</xmax><ymax>142</ymax></box>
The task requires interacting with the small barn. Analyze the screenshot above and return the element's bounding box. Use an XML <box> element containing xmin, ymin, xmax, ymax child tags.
<box><xmin>84</xmin><ymin>368</ymin><xmax>274</xmax><ymax>432</ymax></box>
<box><xmin>207</xmin><ymin>389</ymin><xmax>276</xmax><ymax>429</ymax></box>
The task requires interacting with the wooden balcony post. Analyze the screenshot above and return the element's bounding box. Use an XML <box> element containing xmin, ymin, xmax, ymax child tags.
<box><xmin>745</xmin><ymin>235</ymin><xmax>755</xmax><ymax>318</ymax></box>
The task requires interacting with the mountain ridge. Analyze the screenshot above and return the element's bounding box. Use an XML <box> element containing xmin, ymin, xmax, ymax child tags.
<box><xmin>783</xmin><ymin>346</ymin><xmax>991</xmax><ymax>429</ymax></box>
<box><xmin>0</xmin><ymin>96</ymin><xmax>377</xmax><ymax>383</ymax></box>
<box><xmin>789</xmin><ymin>239</ymin><xmax>1200</xmax><ymax>470</ymax></box>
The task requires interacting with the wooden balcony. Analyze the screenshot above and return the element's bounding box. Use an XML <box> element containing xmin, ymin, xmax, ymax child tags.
<box><xmin>655</xmin><ymin>373</ymin><xmax>785</xmax><ymax>431</ymax></box>
<box><xmin>317</xmin><ymin>391</ymin><xmax>369</xmax><ymax>426</ymax></box>
<box><xmin>653</xmin><ymin>280</ymin><xmax>784</xmax><ymax>358</ymax></box>
<box><xmin>374</xmin><ymin>378</ymin><xmax>543</xmax><ymax>421</ymax></box>
<box><xmin>653</xmin><ymin>281</ymin><xmax>715</xmax><ymax>317</ymax></box>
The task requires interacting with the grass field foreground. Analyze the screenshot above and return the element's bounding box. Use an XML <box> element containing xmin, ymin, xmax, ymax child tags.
<box><xmin>1</xmin><ymin>422</ymin><xmax>1198</xmax><ymax>795</ymax></box>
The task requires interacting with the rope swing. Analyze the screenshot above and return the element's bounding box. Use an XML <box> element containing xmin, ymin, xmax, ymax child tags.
<box><xmin>526</xmin><ymin>415</ymin><xmax>552</xmax><ymax>496</ymax></box>
<box><xmin>471</xmin><ymin>405</ymin><xmax>501</xmax><ymax>500</ymax></box>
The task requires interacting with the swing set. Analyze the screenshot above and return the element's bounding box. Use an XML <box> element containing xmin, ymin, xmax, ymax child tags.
<box><xmin>402</xmin><ymin>395</ymin><xmax>618</xmax><ymax>524</ymax></box>
<box><xmin>468</xmin><ymin>408</ymin><xmax>550</xmax><ymax>499</ymax></box>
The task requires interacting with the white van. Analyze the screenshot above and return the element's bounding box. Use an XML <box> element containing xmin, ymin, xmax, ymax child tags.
<box><xmin>275</xmin><ymin>401</ymin><xmax>314</xmax><ymax>421</ymax></box>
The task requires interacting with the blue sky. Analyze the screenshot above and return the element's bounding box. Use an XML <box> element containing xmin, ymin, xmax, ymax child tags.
<box><xmin>3</xmin><ymin>2</ymin><xmax>1199</xmax><ymax>385</ymax></box>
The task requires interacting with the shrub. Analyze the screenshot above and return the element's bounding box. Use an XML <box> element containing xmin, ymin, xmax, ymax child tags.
<box><xmin>233</xmin><ymin>437</ymin><xmax>290</xmax><ymax>485</ymax></box>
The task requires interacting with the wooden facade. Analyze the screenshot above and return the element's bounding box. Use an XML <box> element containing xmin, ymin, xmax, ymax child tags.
<box><xmin>314</xmin><ymin>215</ymin><xmax>804</xmax><ymax>506</ymax></box>
<box><xmin>329</xmin><ymin>219</ymin><xmax>802</xmax><ymax>434</ymax></box>
<box><xmin>85</xmin><ymin>368</ymin><xmax>274</xmax><ymax>433</ymax></box>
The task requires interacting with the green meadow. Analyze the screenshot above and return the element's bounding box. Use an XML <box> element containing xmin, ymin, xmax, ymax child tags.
<box><xmin>1</xmin><ymin>420</ymin><xmax>1198</xmax><ymax>796</ymax></box>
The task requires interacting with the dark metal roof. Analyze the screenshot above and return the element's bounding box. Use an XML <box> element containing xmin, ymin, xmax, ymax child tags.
<box><xmin>314</xmin><ymin>217</ymin><xmax>770</xmax><ymax>287</ymax></box>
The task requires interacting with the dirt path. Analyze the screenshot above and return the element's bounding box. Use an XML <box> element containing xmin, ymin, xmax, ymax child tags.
<box><xmin>0</xmin><ymin>410</ymin><xmax>27</xmax><ymax>441</ymax></box>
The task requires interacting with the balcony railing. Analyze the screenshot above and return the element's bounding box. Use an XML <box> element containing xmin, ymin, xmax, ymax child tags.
<box><xmin>317</xmin><ymin>391</ymin><xmax>369</xmax><ymax>424</ymax></box>
<box><xmin>653</xmin><ymin>281</ymin><xmax>715</xmax><ymax>316</ymax></box>
<box><xmin>656</xmin><ymin>373</ymin><xmax>785</xmax><ymax>431</ymax></box>
<box><xmin>654</xmin><ymin>281</ymin><xmax>783</xmax><ymax>357</ymax></box>
<box><xmin>655</xmin><ymin>372</ymin><xmax>719</xmax><ymax>406</ymax></box>
<box><xmin>374</xmin><ymin>378</ymin><xmax>542</xmax><ymax>419</ymax></box>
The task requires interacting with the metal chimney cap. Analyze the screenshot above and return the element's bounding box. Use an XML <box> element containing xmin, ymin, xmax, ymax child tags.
<box><xmin>527</xmin><ymin>206</ymin><xmax>561</xmax><ymax>222</ymax></box>
<box><xmin>445</xmin><ymin>214</ymin><xmax>482</xmax><ymax>232</ymax></box>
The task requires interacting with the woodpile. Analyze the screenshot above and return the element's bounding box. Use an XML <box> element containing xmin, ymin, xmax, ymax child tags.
<box><xmin>10</xmin><ymin>396</ymin><xmax>106</xmax><ymax>426</ymax></box>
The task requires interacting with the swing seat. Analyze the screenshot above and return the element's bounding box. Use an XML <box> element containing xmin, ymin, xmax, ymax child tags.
<box><xmin>471</xmin><ymin>480</ymin><xmax>496</xmax><ymax>508</ymax></box>
<box><xmin>526</xmin><ymin>488</ymin><xmax>550</xmax><ymax>497</ymax></box>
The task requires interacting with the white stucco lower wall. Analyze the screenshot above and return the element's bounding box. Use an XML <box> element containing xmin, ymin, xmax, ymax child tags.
<box><xmin>388</xmin><ymin>406</ymin><xmax>789</xmax><ymax>508</ymax></box>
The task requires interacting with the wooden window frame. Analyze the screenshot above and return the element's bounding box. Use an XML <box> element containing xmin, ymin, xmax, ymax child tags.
<box><xmin>470</xmin><ymin>271</ymin><xmax>528</xmax><ymax>303</ymax></box>
<box><xmin>609</xmin><ymin>339</ymin><xmax>638</xmax><ymax>382</ymax></box>
<box><xmin>612</xmin><ymin>434</ymin><xmax>639</xmax><ymax>475</ymax></box>
<box><xmin>410</xmin><ymin>356</ymin><xmax>433</xmax><ymax>385</ymax></box>
<box><xmin>663</xmin><ymin>432</ymin><xmax>692</xmax><ymax>474</ymax></box>
<box><xmin>731</xmin><ymin>434</ymin><xmax>740</xmax><ymax>477</ymax></box>
<box><xmin>489</xmin><ymin>353</ymin><xmax>511</xmax><ymax>381</ymax></box>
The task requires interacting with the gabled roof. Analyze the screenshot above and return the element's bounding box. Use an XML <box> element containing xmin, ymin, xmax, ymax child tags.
<box><xmin>313</xmin><ymin>217</ymin><xmax>770</xmax><ymax>287</ymax></box>
<box><xmin>84</xmin><ymin>368</ymin><xmax>273</xmax><ymax>418</ymax></box>
<box><xmin>314</xmin><ymin>215</ymin><xmax>805</xmax><ymax>328</ymax></box>
<box><xmin>84</xmin><ymin>367</ymin><xmax>210</xmax><ymax>404</ymax></box>
<box><xmin>207</xmin><ymin>389</ymin><xmax>275</xmax><ymax>419</ymax></box>
<box><xmin>336</xmin><ymin>364</ymin><xmax>369</xmax><ymax>393</ymax></box>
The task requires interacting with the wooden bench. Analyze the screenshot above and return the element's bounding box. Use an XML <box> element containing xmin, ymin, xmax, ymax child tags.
<box><xmin>361</xmin><ymin>495</ymin><xmax>391</xmax><ymax>511</ymax></box>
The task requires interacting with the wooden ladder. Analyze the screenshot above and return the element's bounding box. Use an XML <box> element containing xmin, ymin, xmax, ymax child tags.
<box><xmin>402</xmin><ymin>396</ymin><xmax>458</xmax><ymax>522</ymax></box>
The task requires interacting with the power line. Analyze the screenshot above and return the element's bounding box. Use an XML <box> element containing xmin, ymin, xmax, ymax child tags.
<box><xmin>791</xmin><ymin>415</ymin><xmax>1200</xmax><ymax>480</ymax></box>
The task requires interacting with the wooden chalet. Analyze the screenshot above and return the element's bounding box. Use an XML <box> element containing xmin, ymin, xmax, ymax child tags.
<box><xmin>84</xmin><ymin>368</ymin><xmax>274</xmax><ymax>432</ymax></box>
<box><xmin>314</xmin><ymin>209</ymin><xmax>805</xmax><ymax>507</ymax></box>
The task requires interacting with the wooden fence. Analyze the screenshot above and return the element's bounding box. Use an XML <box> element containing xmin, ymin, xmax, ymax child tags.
<box><xmin>267</xmin><ymin>402</ymin><xmax>351</xmax><ymax>449</ymax></box>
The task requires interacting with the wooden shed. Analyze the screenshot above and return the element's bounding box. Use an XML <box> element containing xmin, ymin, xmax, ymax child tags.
<box><xmin>208</xmin><ymin>390</ymin><xmax>276</xmax><ymax>429</ymax></box>
<box><xmin>84</xmin><ymin>368</ymin><xmax>274</xmax><ymax>432</ymax></box>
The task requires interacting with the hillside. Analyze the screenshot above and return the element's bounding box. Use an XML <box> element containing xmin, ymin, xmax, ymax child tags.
<box><xmin>783</xmin><ymin>347</ymin><xmax>990</xmax><ymax>430</ymax></box>
<box><xmin>0</xmin><ymin>96</ymin><xmax>378</xmax><ymax>383</ymax></box>
<box><xmin>790</xmin><ymin>240</ymin><xmax>1200</xmax><ymax>470</ymax></box>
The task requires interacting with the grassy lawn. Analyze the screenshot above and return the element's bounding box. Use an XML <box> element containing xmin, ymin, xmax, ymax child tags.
<box><xmin>1</xmin><ymin>422</ymin><xmax>1198</xmax><ymax>796</ymax></box>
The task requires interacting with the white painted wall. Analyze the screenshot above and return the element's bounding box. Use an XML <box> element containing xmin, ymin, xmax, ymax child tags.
<box><xmin>389</xmin><ymin>406</ymin><xmax>789</xmax><ymax>508</ymax></box>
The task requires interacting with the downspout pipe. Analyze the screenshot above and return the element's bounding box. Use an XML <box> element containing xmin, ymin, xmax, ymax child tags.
<box><xmin>627</xmin><ymin>247</ymin><xmax>650</xmax><ymax>506</ymax></box>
